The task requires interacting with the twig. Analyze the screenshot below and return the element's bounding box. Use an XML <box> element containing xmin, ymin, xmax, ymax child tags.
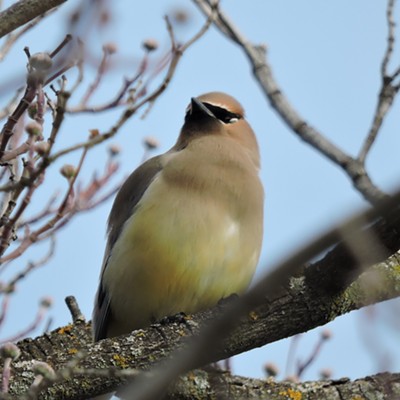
<box><xmin>0</xmin><ymin>142</ymin><xmax>31</xmax><ymax>163</ymax></box>
<box><xmin>27</xmin><ymin>160</ymin><xmax>120</xmax><ymax>243</ymax></box>
<box><xmin>381</xmin><ymin>0</ymin><xmax>396</xmax><ymax>77</ymax></box>
<box><xmin>296</xmin><ymin>330</ymin><xmax>331</xmax><ymax>378</ymax></box>
<box><xmin>0</xmin><ymin>88</ymin><xmax>23</xmax><ymax>120</ymax></box>
<box><xmin>18</xmin><ymin>193</ymin><xmax>59</xmax><ymax>227</ymax></box>
<box><xmin>0</xmin><ymin>156</ymin><xmax>118</xmax><ymax>266</ymax></box>
<box><xmin>0</xmin><ymin>236</ymin><xmax>56</xmax><ymax>293</ymax></box>
<box><xmin>68</xmin><ymin>39</ymin><xmax>85</xmax><ymax>94</ymax></box>
<box><xmin>8</xmin><ymin>9</ymin><xmax>216</xmax><ymax>169</ymax></box>
<box><xmin>0</xmin><ymin>147</ymin><xmax>87</xmax><ymax>263</ymax></box>
<box><xmin>65</xmin><ymin>296</ymin><xmax>86</xmax><ymax>323</ymax></box>
<box><xmin>358</xmin><ymin>0</ymin><xmax>400</xmax><ymax>163</ymax></box>
<box><xmin>0</xmin><ymin>83</ymin><xmax>70</xmax><ymax>260</ymax></box>
<box><xmin>44</xmin><ymin>59</ymin><xmax>77</xmax><ymax>86</ymax></box>
<box><xmin>68</xmin><ymin>58</ymin><xmax>145</xmax><ymax>113</ymax></box>
<box><xmin>0</xmin><ymin>297</ymin><xmax>52</xmax><ymax>344</ymax></box>
<box><xmin>0</xmin><ymin>87</ymin><xmax>69</xmax><ymax>194</ymax></box>
<box><xmin>0</xmin><ymin>170</ymin><xmax>40</xmax><ymax>257</ymax></box>
<box><xmin>0</xmin><ymin>295</ymin><xmax>10</xmax><ymax>330</ymax></box>
<box><xmin>285</xmin><ymin>334</ymin><xmax>301</xmax><ymax>377</ymax></box>
<box><xmin>0</xmin><ymin>85</ymin><xmax>38</xmax><ymax>159</ymax></box>
<box><xmin>2</xmin><ymin>357</ymin><xmax>11</xmax><ymax>393</ymax></box>
<box><xmin>0</xmin><ymin>35</ymin><xmax>72</xmax><ymax>159</ymax></box>
<box><xmin>79</xmin><ymin>44</ymin><xmax>114</xmax><ymax>106</ymax></box>
<box><xmin>50</xmin><ymin>34</ymin><xmax>72</xmax><ymax>58</ymax></box>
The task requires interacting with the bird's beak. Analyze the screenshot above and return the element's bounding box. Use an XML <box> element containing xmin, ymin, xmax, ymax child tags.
<box><xmin>190</xmin><ymin>97</ymin><xmax>216</xmax><ymax>119</ymax></box>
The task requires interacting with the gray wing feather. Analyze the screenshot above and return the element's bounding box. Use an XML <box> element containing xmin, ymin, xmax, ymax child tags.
<box><xmin>92</xmin><ymin>155</ymin><xmax>164</xmax><ymax>341</ymax></box>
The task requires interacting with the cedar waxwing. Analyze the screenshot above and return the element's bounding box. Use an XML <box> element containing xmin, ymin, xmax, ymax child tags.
<box><xmin>92</xmin><ymin>92</ymin><xmax>264</xmax><ymax>341</ymax></box>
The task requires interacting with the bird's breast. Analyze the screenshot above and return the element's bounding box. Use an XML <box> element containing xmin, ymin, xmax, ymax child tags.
<box><xmin>103</xmin><ymin>162</ymin><xmax>263</xmax><ymax>336</ymax></box>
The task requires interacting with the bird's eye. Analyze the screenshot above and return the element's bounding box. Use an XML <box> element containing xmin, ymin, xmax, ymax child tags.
<box><xmin>203</xmin><ymin>103</ymin><xmax>242</xmax><ymax>124</ymax></box>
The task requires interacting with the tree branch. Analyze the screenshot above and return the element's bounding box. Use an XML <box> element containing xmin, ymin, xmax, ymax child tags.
<box><xmin>358</xmin><ymin>0</ymin><xmax>400</xmax><ymax>164</ymax></box>
<box><xmin>1</xmin><ymin>246</ymin><xmax>399</xmax><ymax>398</ymax></box>
<box><xmin>0</xmin><ymin>0</ymin><xmax>67</xmax><ymax>39</ymax></box>
<box><xmin>169</xmin><ymin>369</ymin><xmax>400</xmax><ymax>400</ymax></box>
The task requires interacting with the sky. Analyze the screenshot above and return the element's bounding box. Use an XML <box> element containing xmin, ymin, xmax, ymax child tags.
<box><xmin>0</xmin><ymin>0</ymin><xmax>400</xmax><ymax>384</ymax></box>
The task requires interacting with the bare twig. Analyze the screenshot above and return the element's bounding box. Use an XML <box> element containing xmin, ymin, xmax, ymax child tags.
<box><xmin>67</xmin><ymin>9</ymin><xmax>217</xmax><ymax>116</ymax></box>
<box><xmin>65</xmin><ymin>296</ymin><xmax>86</xmax><ymax>323</ymax></box>
<box><xmin>69</xmin><ymin>51</ymin><xmax>147</xmax><ymax>113</ymax></box>
<box><xmin>79</xmin><ymin>44</ymin><xmax>114</xmax><ymax>106</ymax></box>
<box><xmin>0</xmin><ymin>10</ymin><xmax>213</xmax><ymax>197</ymax></box>
<box><xmin>0</xmin><ymin>147</ymin><xmax>87</xmax><ymax>263</ymax></box>
<box><xmin>358</xmin><ymin>0</ymin><xmax>400</xmax><ymax>164</ymax></box>
<box><xmin>0</xmin><ymin>88</ymin><xmax>68</xmax><ymax>260</ymax></box>
<box><xmin>17</xmin><ymin>10</ymin><xmax>216</xmax><ymax>167</ymax></box>
<box><xmin>0</xmin><ymin>236</ymin><xmax>56</xmax><ymax>293</ymax></box>
<box><xmin>0</xmin><ymin>155</ymin><xmax>118</xmax><ymax>267</ymax></box>
<box><xmin>0</xmin><ymin>142</ymin><xmax>31</xmax><ymax>163</ymax></box>
<box><xmin>68</xmin><ymin>39</ymin><xmax>85</xmax><ymax>94</ymax></box>
<box><xmin>36</xmin><ymin>148</ymin><xmax>88</xmax><ymax>235</ymax></box>
<box><xmin>18</xmin><ymin>193</ymin><xmax>59</xmax><ymax>227</ymax></box>
<box><xmin>285</xmin><ymin>334</ymin><xmax>301</xmax><ymax>377</ymax></box>
<box><xmin>0</xmin><ymin>297</ymin><xmax>52</xmax><ymax>344</ymax></box>
<box><xmin>0</xmin><ymin>85</ymin><xmax>38</xmax><ymax>160</ymax></box>
<box><xmin>0</xmin><ymin>35</ymin><xmax>73</xmax><ymax>160</ymax></box>
<box><xmin>1</xmin><ymin>357</ymin><xmax>12</xmax><ymax>393</ymax></box>
<box><xmin>0</xmin><ymin>88</ymin><xmax>69</xmax><ymax>196</ymax></box>
<box><xmin>50</xmin><ymin>34</ymin><xmax>72</xmax><ymax>58</ymax></box>
<box><xmin>296</xmin><ymin>330</ymin><xmax>331</xmax><ymax>378</ymax></box>
<box><xmin>0</xmin><ymin>295</ymin><xmax>10</xmax><ymax>330</ymax></box>
<box><xmin>0</xmin><ymin>169</ymin><xmax>41</xmax><ymax>257</ymax></box>
<box><xmin>381</xmin><ymin>0</ymin><xmax>397</xmax><ymax>77</ymax></box>
<box><xmin>0</xmin><ymin>88</ymin><xmax>23</xmax><ymax>120</ymax></box>
<box><xmin>18</xmin><ymin>157</ymin><xmax>118</xmax><ymax>230</ymax></box>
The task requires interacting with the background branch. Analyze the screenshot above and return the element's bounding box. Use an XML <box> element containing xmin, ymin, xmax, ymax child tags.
<box><xmin>0</xmin><ymin>0</ymin><xmax>67</xmax><ymax>39</ymax></box>
<box><xmin>192</xmin><ymin>0</ymin><xmax>393</xmax><ymax>205</ymax></box>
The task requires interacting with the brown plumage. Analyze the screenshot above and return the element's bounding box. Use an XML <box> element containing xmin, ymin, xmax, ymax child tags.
<box><xmin>92</xmin><ymin>92</ymin><xmax>264</xmax><ymax>341</ymax></box>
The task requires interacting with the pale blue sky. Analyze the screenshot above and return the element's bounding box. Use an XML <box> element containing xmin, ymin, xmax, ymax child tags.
<box><xmin>1</xmin><ymin>0</ymin><xmax>399</xmax><ymax>382</ymax></box>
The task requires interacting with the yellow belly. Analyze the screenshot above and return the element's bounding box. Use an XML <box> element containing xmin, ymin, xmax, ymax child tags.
<box><xmin>103</xmin><ymin>175</ymin><xmax>261</xmax><ymax>336</ymax></box>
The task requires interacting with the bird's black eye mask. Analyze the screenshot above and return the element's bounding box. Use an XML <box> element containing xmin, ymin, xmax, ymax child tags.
<box><xmin>203</xmin><ymin>103</ymin><xmax>243</xmax><ymax>124</ymax></box>
<box><xmin>185</xmin><ymin>102</ymin><xmax>243</xmax><ymax>124</ymax></box>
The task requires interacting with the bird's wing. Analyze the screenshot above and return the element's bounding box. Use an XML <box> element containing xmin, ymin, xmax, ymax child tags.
<box><xmin>92</xmin><ymin>155</ymin><xmax>164</xmax><ymax>341</ymax></box>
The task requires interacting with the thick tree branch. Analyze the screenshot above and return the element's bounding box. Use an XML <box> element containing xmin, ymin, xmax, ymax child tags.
<box><xmin>0</xmin><ymin>0</ymin><xmax>67</xmax><ymax>39</ymax></box>
<box><xmin>1</xmin><ymin>249</ymin><xmax>399</xmax><ymax>398</ymax></box>
<box><xmin>170</xmin><ymin>369</ymin><xmax>400</xmax><ymax>400</ymax></box>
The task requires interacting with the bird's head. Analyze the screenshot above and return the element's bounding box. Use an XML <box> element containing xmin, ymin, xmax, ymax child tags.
<box><xmin>177</xmin><ymin>92</ymin><xmax>260</xmax><ymax>169</ymax></box>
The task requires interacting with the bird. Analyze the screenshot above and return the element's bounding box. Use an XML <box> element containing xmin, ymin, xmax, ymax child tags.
<box><xmin>92</xmin><ymin>91</ymin><xmax>264</xmax><ymax>341</ymax></box>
